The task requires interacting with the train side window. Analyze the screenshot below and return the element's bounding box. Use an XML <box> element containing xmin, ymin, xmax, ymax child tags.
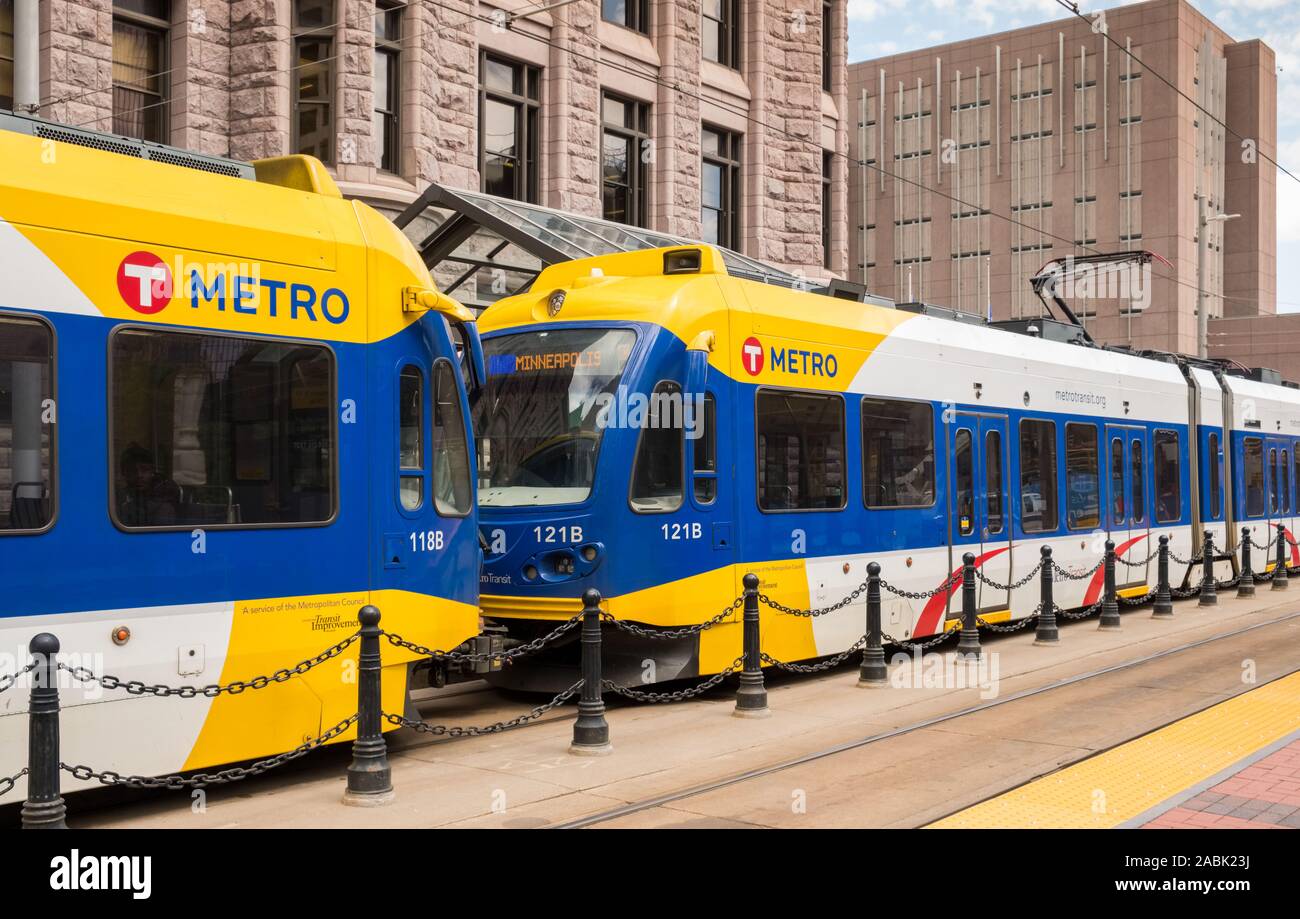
<box><xmin>399</xmin><ymin>366</ymin><xmax>424</xmax><ymax>511</ymax></box>
<box><xmin>692</xmin><ymin>392</ymin><xmax>717</xmax><ymax>504</ymax></box>
<box><xmin>431</xmin><ymin>359</ymin><xmax>473</xmax><ymax>517</ymax></box>
<box><xmin>954</xmin><ymin>428</ymin><xmax>973</xmax><ymax>535</ymax></box>
<box><xmin>1064</xmin><ymin>423</ymin><xmax>1098</xmax><ymax>530</ymax></box>
<box><xmin>862</xmin><ymin>397</ymin><xmax>934</xmax><ymax>508</ymax></box>
<box><xmin>1153</xmin><ymin>430</ymin><xmax>1180</xmax><ymax>523</ymax></box>
<box><xmin>1207</xmin><ymin>432</ymin><xmax>1221</xmax><ymax>519</ymax></box>
<box><xmin>0</xmin><ymin>315</ymin><xmax>55</xmax><ymax>533</ymax></box>
<box><xmin>985</xmin><ymin>429</ymin><xmax>1004</xmax><ymax>535</ymax></box>
<box><xmin>756</xmin><ymin>389</ymin><xmax>845</xmax><ymax>511</ymax></box>
<box><xmin>1294</xmin><ymin>449</ymin><xmax>1300</xmax><ymax>517</ymax></box>
<box><xmin>110</xmin><ymin>328</ymin><xmax>335</xmax><ymax>529</ymax></box>
<box><xmin>1270</xmin><ymin>447</ymin><xmax>1279</xmax><ymax>514</ymax></box>
<box><xmin>1131</xmin><ymin>438</ymin><xmax>1145</xmax><ymax>524</ymax></box>
<box><xmin>1244</xmin><ymin>437</ymin><xmax>1265</xmax><ymax>517</ymax></box>
<box><xmin>630</xmin><ymin>381</ymin><xmax>685</xmax><ymax>513</ymax></box>
<box><xmin>1109</xmin><ymin>437</ymin><xmax>1125</xmax><ymax>525</ymax></box>
<box><xmin>1283</xmin><ymin>449</ymin><xmax>1291</xmax><ymax>514</ymax></box>
<box><xmin>1019</xmin><ymin>419</ymin><xmax>1058</xmax><ymax>532</ymax></box>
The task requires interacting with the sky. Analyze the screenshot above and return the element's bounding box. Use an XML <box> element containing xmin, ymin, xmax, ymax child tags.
<box><xmin>847</xmin><ymin>0</ymin><xmax>1300</xmax><ymax>313</ymax></box>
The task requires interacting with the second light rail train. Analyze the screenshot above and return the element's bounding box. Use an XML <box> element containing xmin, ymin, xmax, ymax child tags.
<box><xmin>471</xmin><ymin>245</ymin><xmax>1300</xmax><ymax>690</ymax></box>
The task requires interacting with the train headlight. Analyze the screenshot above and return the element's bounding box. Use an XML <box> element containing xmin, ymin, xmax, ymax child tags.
<box><xmin>523</xmin><ymin>564</ymin><xmax>539</xmax><ymax>581</ymax></box>
<box><xmin>581</xmin><ymin>545</ymin><xmax>597</xmax><ymax>562</ymax></box>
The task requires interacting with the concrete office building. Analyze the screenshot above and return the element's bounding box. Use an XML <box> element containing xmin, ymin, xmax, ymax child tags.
<box><xmin>0</xmin><ymin>0</ymin><xmax>852</xmax><ymax>299</ymax></box>
<box><xmin>846</xmin><ymin>0</ymin><xmax>1277</xmax><ymax>358</ymax></box>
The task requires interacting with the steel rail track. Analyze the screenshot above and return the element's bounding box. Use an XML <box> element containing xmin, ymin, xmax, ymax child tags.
<box><xmin>554</xmin><ymin>610</ymin><xmax>1300</xmax><ymax>829</ymax></box>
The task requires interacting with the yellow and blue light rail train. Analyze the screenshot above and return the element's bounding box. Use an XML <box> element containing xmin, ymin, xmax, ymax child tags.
<box><xmin>473</xmin><ymin>245</ymin><xmax>1300</xmax><ymax>690</ymax></box>
<box><xmin>0</xmin><ymin>114</ymin><xmax>483</xmax><ymax>788</ymax></box>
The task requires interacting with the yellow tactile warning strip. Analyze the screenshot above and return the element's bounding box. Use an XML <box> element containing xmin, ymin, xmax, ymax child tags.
<box><xmin>927</xmin><ymin>670</ymin><xmax>1300</xmax><ymax>828</ymax></box>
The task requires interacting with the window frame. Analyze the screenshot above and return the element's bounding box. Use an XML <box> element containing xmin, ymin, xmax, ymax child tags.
<box><xmin>702</xmin><ymin>124</ymin><xmax>742</xmax><ymax>251</ymax></box>
<box><xmin>1018</xmin><ymin>417</ymin><xmax>1059</xmax><ymax>534</ymax></box>
<box><xmin>374</xmin><ymin>0</ymin><xmax>402</xmax><ymax>174</ymax></box>
<box><xmin>754</xmin><ymin>386</ymin><xmax>847</xmax><ymax>514</ymax></box>
<box><xmin>601</xmin><ymin>90</ymin><xmax>651</xmax><ymax>228</ymax></box>
<box><xmin>821</xmin><ymin>0</ymin><xmax>833</xmax><ymax>93</ymax></box>
<box><xmin>1152</xmin><ymin>428</ymin><xmax>1181</xmax><ymax>524</ymax></box>
<box><xmin>111</xmin><ymin>0</ymin><xmax>172</xmax><ymax>145</ymax></box>
<box><xmin>1</xmin><ymin>0</ymin><xmax>15</xmax><ymax>112</ymax></box>
<box><xmin>702</xmin><ymin>0</ymin><xmax>741</xmax><ymax>70</ymax></box>
<box><xmin>861</xmin><ymin>396</ymin><xmax>935</xmax><ymax>510</ymax></box>
<box><xmin>397</xmin><ymin>363</ymin><xmax>425</xmax><ymax>514</ymax></box>
<box><xmin>691</xmin><ymin>391</ymin><xmax>718</xmax><ymax>508</ymax></box>
<box><xmin>601</xmin><ymin>0</ymin><xmax>650</xmax><ymax>35</ymax></box>
<box><xmin>627</xmin><ymin>379</ymin><xmax>686</xmax><ymax>515</ymax></box>
<box><xmin>479</xmin><ymin>51</ymin><xmax>542</xmax><ymax>204</ymax></box>
<box><xmin>106</xmin><ymin>324</ymin><xmax>340</xmax><ymax>533</ymax></box>
<box><xmin>1063</xmin><ymin>421</ymin><xmax>1099</xmax><ymax>532</ymax></box>
<box><xmin>822</xmin><ymin>149</ymin><xmax>833</xmax><ymax>269</ymax></box>
<box><xmin>430</xmin><ymin>357</ymin><xmax>473</xmax><ymax>519</ymax></box>
<box><xmin>291</xmin><ymin>0</ymin><xmax>337</xmax><ymax>164</ymax></box>
<box><xmin>0</xmin><ymin>310</ymin><xmax>58</xmax><ymax>537</ymax></box>
<box><xmin>1244</xmin><ymin>436</ymin><xmax>1265</xmax><ymax>518</ymax></box>
<box><xmin>1206</xmin><ymin>431</ymin><xmax>1222</xmax><ymax>520</ymax></box>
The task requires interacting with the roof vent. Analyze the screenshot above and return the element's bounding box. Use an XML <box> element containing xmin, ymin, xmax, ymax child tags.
<box><xmin>1</xmin><ymin>111</ymin><xmax>254</xmax><ymax>179</ymax></box>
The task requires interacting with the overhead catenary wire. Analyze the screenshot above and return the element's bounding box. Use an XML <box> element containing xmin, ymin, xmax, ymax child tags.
<box><xmin>56</xmin><ymin>0</ymin><xmax>1290</xmax><ymax>319</ymax></box>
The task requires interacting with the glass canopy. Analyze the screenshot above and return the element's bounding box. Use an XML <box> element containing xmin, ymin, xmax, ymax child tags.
<box><xmin>393</xmin><ymin>183</ymin><xmax>865</xmax><ymax>312</ymax></box>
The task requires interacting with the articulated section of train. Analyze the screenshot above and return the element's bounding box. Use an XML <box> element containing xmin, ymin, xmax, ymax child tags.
<box><xmin>474</xmin><ymin>247</ymin><xmax>1300</xmax><ymax>691</ymax></box>
<box><xmin>0</xmin><ymin>114</ymin><xmax>484</xmax><ymax>787</ymax></box>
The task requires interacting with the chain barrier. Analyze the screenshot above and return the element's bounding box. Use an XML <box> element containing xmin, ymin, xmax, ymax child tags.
<box><xmin>879</xmin><ymin>571</ymin><xmax>963</xmax><ymax>601</ymax></box>
<box><xmin>603</xmin><ymin>658</ymin><xmax>744</xmax><ymax>703</ymax></box>
<box><xmin>0</xmin><ymin>767</ymin><xmax>28</xmax><ymax>798</ymax></box>
<box><xmin>1168</xmin><ymin>550</ymin><xmax>1203</xmax><ymax>566</ymax></box>
<box><xmin>1052</xmin><ymin>559</ymin><xmax>1104</xmax><ymax>580</ymax></box>
<box><xmin>761</xmin><ymin>637</ymin><xmax>868</xmax><ymax>673</ymax></box>
<box><xmin>973</xmin><ymin>561</ymin><xmax>1043</xmax><ymax>592</ymax></box>
<box><xmin>62</xmin><ymin>713</ymin><xmax>358</xmax><ymax>790</ymax></box>
<box><xmin>887</xmin><ymin>627</ymin><xmax>960</xmax><ymax>651</ymax></box>
<box><xmin>385</xmin><ymin>681</ymin><xmax>582</xmax><ymax>737</ymax></box>
<box><xmin>1118</xmin><ymin>589</ymin><xmax>1157</xmax><ymax>607</ymax></box>
<box><xmin>0</xmin><ymin>663</ymin><xmax>34</xmax><ymax>696</ymax></box>
<box><xmin>759</xmin><ymin>584</ymin><xmax>868</xmax><ymax>617</ymax></box>
<box><xmin>1057</xmin><ymin>599</ymin><xmax>1104</xmax><ymax>621</ymax></box>
<box><xmin>384</xmin><ymin>614</ymin><xmax>581</xmax><ymax>664</ymax></box>
<box><xmin>602</xmin><ymin>597</ymin><xmax>743</xmax><ymax>639</ymax></box>
<box><xmin>978</xmin><ymin>606</ymin><xmax>1041</xmax><ymax>633</ymax></box>
<box><xmin>1116</xmin><ymin>548</ymin><xmax>1160</xmax><ymax>568</ymax></box>
<box><xmin>57</xmin><ymin>634</ymin><xmax>358</xmax><ymax>699</ymax></box>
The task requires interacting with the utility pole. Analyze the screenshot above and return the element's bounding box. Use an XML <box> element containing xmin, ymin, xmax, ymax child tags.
<box><xmin>1196</xmin><ymin>193</ymin><xmax>1240</xmax><ymax>360</ymax></box>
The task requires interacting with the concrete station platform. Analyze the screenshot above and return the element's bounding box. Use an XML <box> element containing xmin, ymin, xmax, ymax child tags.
<box><xmin>71</xmin><ymin>588</ymin><xmax>1300</xmax><ymax>829</ymax></box>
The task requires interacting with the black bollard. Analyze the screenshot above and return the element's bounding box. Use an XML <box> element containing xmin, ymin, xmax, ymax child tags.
<box><xmin>21</xmin><ymin>633</ymin><xmax>66</xmax><ymax>829</ymax></box>
<box><xmin>1238</xmin><ymin>527</ymin><xmax>1256</xmax><ymax>599</ymax></box>
<box><xmin>1273</xmin><ymin>524</ymin><xmax>1289</xmax><ymax>591</ymax></box>
<box><xmin>956</xmin><ymin>553</ymin><xmax>981</xmax><ymax>660</ymax></box>
<box><xmin>343</xmin><ymin>605</ymin><xmax>393</xmax><ymax>805</ymax></box>
<box><xmin>1152</xmin><ymin>535</ymin><xmax>1174</xmax><ymax>618</ymax></box>
<box><xmin>1099</xmin><ymin>540</ymin><xmax>1121</xmax><ymax>630</ymax></box>
<box><xmin>570</xmin><ymin>589</ymin><xmax>611</xmax><ymax>754</ymax></box>
<box><xmin>858</xmin><ymin>562</ymin><xmax>888</xmax><ymax>686</ymax></box>
<box><xmin>1034</xmin><ymin>546</ymin><xmax>1059</xmax><ymax>645</ymax></box>
<box><xmin>734</xmin><ymin>574</ymin><xmax>770</xmax><ymax>717</ymax></box>
<box><xmin>1200</xmin><ymin>531</ymin><xmax>1218</xmax><ymax>606</ymax></box>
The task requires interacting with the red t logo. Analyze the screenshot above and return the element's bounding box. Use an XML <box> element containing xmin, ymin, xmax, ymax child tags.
<box><xmin>117</xmin><ymin>251</ymin><xmax>173</xmax><ymax>314</ymax></box>
<box><xmin>741</xmin><ymin>336</ymin><xmax>764</xmax><ymax>376</ymax></box>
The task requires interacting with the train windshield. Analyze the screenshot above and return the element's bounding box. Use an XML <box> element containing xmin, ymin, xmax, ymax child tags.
<box><xmin>475</xmin><ymin>328</ymin><xmax>636</xmax><ymax>507</ymax></box>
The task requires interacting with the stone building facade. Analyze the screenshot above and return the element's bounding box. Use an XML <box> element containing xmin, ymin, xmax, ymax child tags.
<box><xmin>4</xmin><ymin>0</ymin><xmax>850</xmax><ymax>282</ymax></box>
<box><xmin>846</xmin><ymin>0</ymin><xmax>1277</xmax><ymax>358</ymax></box>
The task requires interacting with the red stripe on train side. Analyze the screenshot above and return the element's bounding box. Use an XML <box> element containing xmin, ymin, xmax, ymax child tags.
<box><xmin>915</xmin><ymin>546</ymin><xmax>1010</xmax><ymax>637</ymax></box>
<box><xmin>1083</xmin><ymin>533</ymin><xmax>1151</xmax><ymax>606</ymax></box>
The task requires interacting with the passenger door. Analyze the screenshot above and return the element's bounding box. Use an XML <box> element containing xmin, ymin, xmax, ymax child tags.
<box><xmin>949</xmin><ymin>413</ymin><xmax>1012</xmax><ymax>615</ymax></box>
<box><xmin>1105</xmin><ymin>425</ymin><xmax>1149</xmax><ymax>586</ymax></box>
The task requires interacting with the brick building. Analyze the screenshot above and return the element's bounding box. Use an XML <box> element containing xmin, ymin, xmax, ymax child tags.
<box><xmin>846</xmin><ymin>0</ymin><xmax>1278</xmax><ymax>358</ymax></box>
<box><xmin>0</xmin><ymin>0</ymin><xmax>851</xmax><ymax>288</ymax></box>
